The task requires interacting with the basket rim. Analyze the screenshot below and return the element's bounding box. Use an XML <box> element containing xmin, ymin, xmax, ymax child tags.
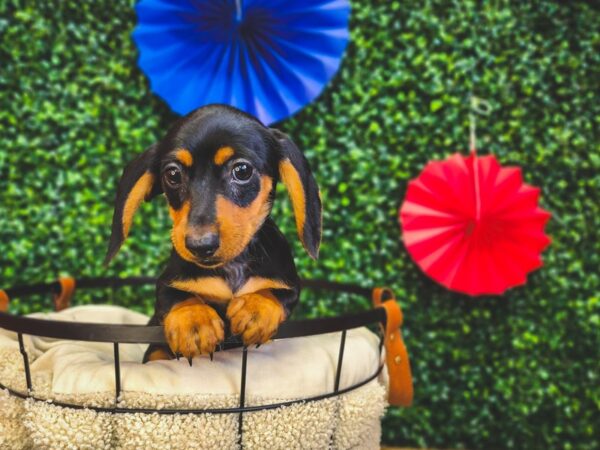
<box><xmin>0</xmin><ymin>277</ymin><xmax>387</xmax><ymax>344</ymax></box>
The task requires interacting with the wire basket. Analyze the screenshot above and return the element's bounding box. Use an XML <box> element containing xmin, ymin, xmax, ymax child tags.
<box><xmin>0</xmin><ymin>277</ymin><xmax>411</xmax><ymax>448</ymax></box>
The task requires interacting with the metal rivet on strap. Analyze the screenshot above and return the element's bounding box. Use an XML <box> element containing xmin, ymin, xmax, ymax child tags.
<box><xmin>394</xmin><ymin>355</ymin><xmax>402</xmax><ymax>365</ymax></box>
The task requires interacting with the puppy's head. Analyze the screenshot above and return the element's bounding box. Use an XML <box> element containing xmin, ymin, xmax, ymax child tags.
<box><xmin>105</xmin><ymin>105</ymin><xmax>321</xmax><ymax>268</ymax></box>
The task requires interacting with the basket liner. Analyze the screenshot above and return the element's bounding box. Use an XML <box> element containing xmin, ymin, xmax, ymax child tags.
<box><xmin>0</xmin><ymin>305</ymin><xmax>387</xmax><ymax>449</ymax></box>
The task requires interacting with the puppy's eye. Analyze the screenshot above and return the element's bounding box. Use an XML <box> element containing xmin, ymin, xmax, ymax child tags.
<box><xmin>232</xmin><ymin>162</ymin><xmax>253</xmax><ymax>183</ymax></box>
<box><xmin>164</xmin><ymin>165</ymin><xmax>182</xmax><ymax>188</ymax></box>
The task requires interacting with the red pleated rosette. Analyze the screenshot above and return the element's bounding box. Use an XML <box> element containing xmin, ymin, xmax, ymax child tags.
<box><xmin>399</xmin><ymin>152</ymin><xmax>551</xmax><ymax>296</ymax></box>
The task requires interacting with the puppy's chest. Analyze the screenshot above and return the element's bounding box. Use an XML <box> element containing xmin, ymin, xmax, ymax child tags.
<box><xmin>169</xmin><ymin>260</ymin><xmax>247</xmax><ymax>303</ymax></box>
<box><xmin>170</xmin><ymin>261</ymin><xmax>291</xmax><ymax>302</ymax></box>
<box><xmin>220</xmin><ymin>260</ymin><xmax>247</xmax><ymax>293</ymax></box>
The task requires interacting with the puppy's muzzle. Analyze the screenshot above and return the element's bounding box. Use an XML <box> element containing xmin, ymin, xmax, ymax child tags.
<box><xmin>185</xmin><ymin>232</ymin><xmax>219</xmax><ymax>259</ymax></box>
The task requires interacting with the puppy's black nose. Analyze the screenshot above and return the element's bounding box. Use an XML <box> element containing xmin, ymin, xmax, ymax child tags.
<box><xmin>186</xmin><ymin>233</ymin><xmax>220</xmax><ymax>258</ymax></box>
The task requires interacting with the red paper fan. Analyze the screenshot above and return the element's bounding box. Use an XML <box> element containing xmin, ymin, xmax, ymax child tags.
<box><xmin>399</xmin><ymin>151</ymin><xmax>551</xmax><ymax>296</ymax></box>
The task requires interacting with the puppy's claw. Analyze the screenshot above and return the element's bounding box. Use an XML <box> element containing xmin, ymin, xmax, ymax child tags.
<box><xmin>175</xmin><ymin>353</ymin><xmax>181</xmax><ymax>361</ymax></box>
<box><xmin>187</xmin><ymin>356</ymin><xmax>193</xmax><ymax>367</ymax></box>
<box><xmin>256</xmin><ymin>343</ymin><xmax>261</xmax><ymax>349</ymax></box>
<box><xmin>209</xmin><ymin>352</ymin><xmax>214</xmax><ymax>361</ymax></box>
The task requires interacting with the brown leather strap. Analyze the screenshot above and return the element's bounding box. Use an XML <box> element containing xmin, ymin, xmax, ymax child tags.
<box><xmin>372</xmin><ymin>287</ymin><xmax>413</xmax><ymax>407</ymax></box>
<box><xmin>53</xmin><ymin>277</ymin><xmax>76</xmax><ymax>311</ymax></box>
<box><xmin>0</xmin><ymin>290</ymin><xmax>9</xmax><ymax>312</ymax></box>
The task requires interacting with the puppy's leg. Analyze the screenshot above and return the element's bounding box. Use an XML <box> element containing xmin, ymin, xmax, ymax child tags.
<box><xmin>142</xmin><ymin>315</ymin><xmax>174</xmax><ymax>363</ymax></box>
<box><xmin>144</xmin><ymin>344</ymin><xmax>174</xmax><ymax>362</ymax></box>
<box><xmin>164</xmin><ymin>298</ymin><xmax>225</xmax><ymax>364</ymax></box>
<box><xmin>226</xmin><ymin>289</ymin><xmax>286</xmax><ymax>346</ymax></box>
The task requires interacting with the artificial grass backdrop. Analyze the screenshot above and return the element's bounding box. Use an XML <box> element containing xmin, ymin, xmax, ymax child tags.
<box><xmin>1</xmin><ymin>1</ymin><xmax>598</xmax><ymax>448</ymax></box>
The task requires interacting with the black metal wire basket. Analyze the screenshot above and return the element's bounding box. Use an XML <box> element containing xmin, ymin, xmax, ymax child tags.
<box><xmin>0</xmin><ymin>276</ymin><xmax>410</xmax><ymax>448</ymax></box>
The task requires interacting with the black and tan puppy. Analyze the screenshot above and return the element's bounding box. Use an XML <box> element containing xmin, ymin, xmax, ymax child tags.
<box><xmin>105</xmin><ymin>105</ymin><xmax>321</xmax><ymax>364</ymax></box>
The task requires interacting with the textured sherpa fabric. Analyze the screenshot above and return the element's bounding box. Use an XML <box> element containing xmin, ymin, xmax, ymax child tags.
<box><xmin>0</xmin><ymin>305</ymin><xmax>388</xmax><ymax>449</ymax></box>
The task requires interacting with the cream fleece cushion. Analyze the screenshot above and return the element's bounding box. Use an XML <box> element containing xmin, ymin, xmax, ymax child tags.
<box><xmin>0</xmin><ymin>305</ymin><xmax>388</xmax><ymax>449</ymax></box>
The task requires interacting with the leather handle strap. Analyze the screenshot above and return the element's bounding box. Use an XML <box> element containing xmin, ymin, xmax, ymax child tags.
<box><xmin>53</xmin><ymin>277</ymin><xmax>76</xmax><ymax>312</ymax></box>
<box><xmin>372</xmin><ymin>287</ymin><xmax>413</xmax><ymax>407</ymax></box>
<box><xmin>0</xmin><ymin>290</ymin><xmax>9</xmax><ymax>313</ymax></box>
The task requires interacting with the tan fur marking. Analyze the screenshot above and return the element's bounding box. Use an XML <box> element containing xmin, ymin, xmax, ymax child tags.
<box><xmin>227</xmin><ymin>290</ymin><xmax>285</xmax><ymax>346</ymax></box>
<box><xmin>122</xmin><ymin>172</ymin><xmax>154</xmax><ymax>238</ymax></box>
<box><xmin>147</xmin><ymin>348</ymin><xmax>173</xmax><ymax>361</ymax></box>
<box><xmin>169</xmin><ymin>201</ymin><xmax>197</xmax><ymax>263</ymax></box>
<box><xmin>170</xmin><ymin>298</ymin><xmax>202</xmax><ymax>313</ymax></box>
<box><xmin>164</xmin><ymin>298</ymin><xmax>225</xmax><ymax>358</ymax></box>
<box><xmin>170</xmin><ymin>277</ymin><xmax>234</xmax><ymax>303</ymax></box>
<box><xmin>213</xmin><ymin>146</ymin><xmax>235</xmax><ymax>166</ymax></box>
<box><xmin>279</xmin><ymin>159</ymin><xmax>306</xmax><ymax>246</ymax></box>
<box><xmin>175</xmin><ymin>149</ymin><xmax>193</xmax><ymax>167</ymax></box>
<box><xmin>215</xmin><ymin>176</ymin><xmax>273</xmax><ymax>261</ymax></box>
<box><xmin>235</xmin><ymin>277</ymin><xmax>292</xmax><ymax>297</ymax></box>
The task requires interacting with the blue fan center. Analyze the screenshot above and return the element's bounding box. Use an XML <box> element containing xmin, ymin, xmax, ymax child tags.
<box><xmin>182</xmin><ymin>0</ymin><xmax>280</xmax><ymax>57</ymax></box>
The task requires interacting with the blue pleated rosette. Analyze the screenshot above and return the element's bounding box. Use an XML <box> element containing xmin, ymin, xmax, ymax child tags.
<box><xmin>133</xmin><ymin>0</ymin><xmax>351</xmax><ymax>124</ymax></box>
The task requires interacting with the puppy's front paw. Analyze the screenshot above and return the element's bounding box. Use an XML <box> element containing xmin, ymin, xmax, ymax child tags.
<box><xmin>227</xmin><ymin>291</ymin><xmax>285</xmax><ymax>346</ymax></box>
<box><xmin>164</xmin><ymin>299</ymin><xmax>224</xmax><ymax>362</ymax></box>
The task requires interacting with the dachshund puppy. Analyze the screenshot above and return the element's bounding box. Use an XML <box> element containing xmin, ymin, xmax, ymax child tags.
<box><xmin>105</xmin><ymin>105</ymin><xmax>321</xmax><ymax>364</ymax></box>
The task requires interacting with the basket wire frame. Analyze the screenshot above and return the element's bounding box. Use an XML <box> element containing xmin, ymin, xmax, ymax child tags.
<box><xmin>0</xmin><ymin>278</ymin><xmax>388</xmax><ymax>448</ymax></box>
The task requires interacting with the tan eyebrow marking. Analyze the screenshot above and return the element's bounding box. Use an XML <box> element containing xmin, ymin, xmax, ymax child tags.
<box><xmin>213</xmin><ymin>146</ymin><xmax>235</xmax><ymax>166</ymax></box>
<box><xmin>175</xmin><ymin>149</ymin><xmax>193</xmax><ymax>167</ymax></box>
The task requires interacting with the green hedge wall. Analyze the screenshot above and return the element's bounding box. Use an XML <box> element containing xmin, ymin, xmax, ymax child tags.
<box><xmin>1</xmin><ymin>1</ymin><xmax>598</xmax><ymax>448</ymax></box>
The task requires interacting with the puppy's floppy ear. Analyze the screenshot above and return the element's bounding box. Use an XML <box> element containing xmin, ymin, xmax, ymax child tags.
<box><xmin>271</xmin><ymin>129</ymin><xmax>322</xmax><ymax>259</ymax></box>
<box><xmin>104</xmin><ymin>143</ymin><xmax>162</xmax><ymax>265</ymax></box>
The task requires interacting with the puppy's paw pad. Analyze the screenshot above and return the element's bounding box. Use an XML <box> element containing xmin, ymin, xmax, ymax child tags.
<box><xmin>227</xmin><ymin>292</ymin><xmax>285</xmax><ymax>346</ymax></box>
<box><xmin>164</xmin><ymin>299</ymin><xmax>224</xmax><ymax>360</ymax></box>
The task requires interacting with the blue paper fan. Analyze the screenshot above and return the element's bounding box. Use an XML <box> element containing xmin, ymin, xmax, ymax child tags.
<box><xmin>133</xmin><ymin>0</ymin><xmax>351</xmax><ymax>124</ymax></box>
